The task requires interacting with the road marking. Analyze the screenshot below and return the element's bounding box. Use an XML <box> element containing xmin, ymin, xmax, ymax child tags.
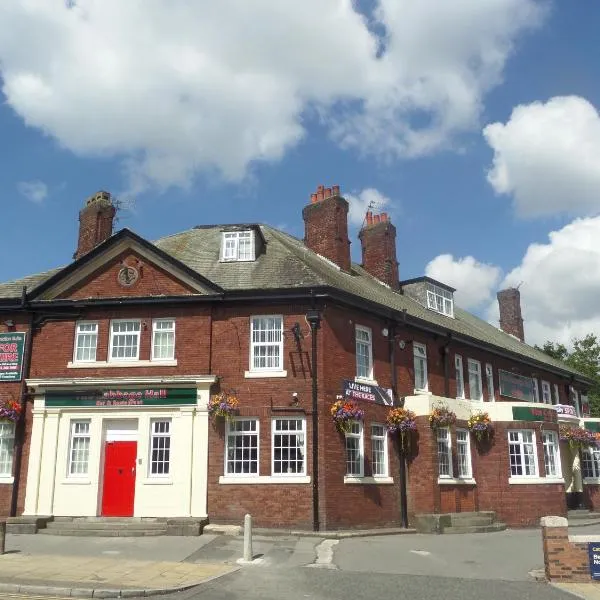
<box><xmin>410</xmin><ymin>550</ymin><xmax>431</xmax><ymax>556</ymax></box>
<box><xmin>306</xmin><ymin>539</ymin><xmax>339</xmax><ymax>569</ymax></box>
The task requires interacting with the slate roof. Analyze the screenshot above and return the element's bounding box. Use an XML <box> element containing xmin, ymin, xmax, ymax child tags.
<box><xmin>0</xmin><ymin>224</ymin><xmax>587</xmax><ymax>379</ymax></box>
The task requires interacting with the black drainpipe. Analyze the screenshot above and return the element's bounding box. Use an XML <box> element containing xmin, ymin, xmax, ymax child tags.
<box><xmin>10</xmin><ymin>287</ymin><xmax>33</xmax><ymax>517</ymax></box>
<box><xmin>306</xmin><ymin>306</ymin><xmax>321</xmax><ymax>532</ymax></box>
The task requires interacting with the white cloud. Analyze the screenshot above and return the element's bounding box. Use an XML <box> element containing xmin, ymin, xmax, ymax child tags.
<box><xmin>425</xmin><ymin>254</ymin><xmax>501</xmax><ymax>310</ymax></box>
<box><xmin>0</xmin><ymin>0</ymin><xmax>543</xmax><ymax>193</ymax></box>
<box><xmin>484</xmin><ymin>96</ymin><xmax>600</xmax><ymax>217</ymax></box>
<box><xmin>346</xmin><ymin>188</ymin><xmax>393</xmax><ymax>227</ymax></box>
<box><xmin>487</xmin><ymin>217</ymin><xmax>600</xmax><ymax>347</ymax></box>
<box><xmin>17</xmin><ymin>180</ymin><xmax>48</xmax><ymax>204</ymax></box>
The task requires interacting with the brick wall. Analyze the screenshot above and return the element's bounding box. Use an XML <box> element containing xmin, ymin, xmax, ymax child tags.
<box><xmin>541</xmin><ymin>516</ymin><xmax>595</xmax><ymax>582</ymax></box>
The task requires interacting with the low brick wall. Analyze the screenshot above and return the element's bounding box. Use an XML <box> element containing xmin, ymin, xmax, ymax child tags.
<box><xmin>541</xmin><ymin>515</ymin><xmax>598</xmax><ymax>582</ymax></box>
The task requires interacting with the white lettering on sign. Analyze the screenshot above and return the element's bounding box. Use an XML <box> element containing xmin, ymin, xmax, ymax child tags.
<box><xmin>555</xmin><ymin>404</ymin><xmax>577</xmax><ymax>417</ymax></box>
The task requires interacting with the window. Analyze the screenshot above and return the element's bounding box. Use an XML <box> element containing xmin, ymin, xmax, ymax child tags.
<box><xmin>74</xmin><ymin>321</ymin><xmax>98</xmax><ymax>362</ymax></box>
<box><xmin>355</xmin><ymin>326</ymin><xmax>373</xmax><ymax>381</ymax></box>
<box><xmin>226</xmin><ymin>419</ymin><xmax>259</xmax><ymax>475</ymax></box>
<box><xmin>68</xmin><ymin>421</ymin><xmax>91</xmax><ymax>476</ymax></box>
<box><xmin>149</xmin><ymin>420</ymin><xmax>171</xmax><ymax>476</ymax></box>
<box><xmin>345</xmin><ymin>421</ymin><xmax>363</xmax><ymax>476</ymax></box>
<box><xmin>541</xmin><ymin>381</ymin><xmax>552</xmax><ymax>405</ymax></box>
<box><xmin>456</xmin><ymin>429</ymin><xmax>472</xmax><ymax>479</ymax></box>
<box><xmin>413</xmin><ymin>343</ymin><xmax>428</xmax><ymax>392</ymax></box>
<box><xmin>250</xmin><ymin>316</ymin><xmax>283</xmax><ymax>371</ymax></box>
<box><xmin>583</xmin><ymin>447</ymin><xmax>600</xmax><ymax>479</ymax></box>
<box><xmin>485</xmin><ymin>364</ymin><xmax>495</xmax><ymax>402</ymax></box>
<box><xmin>371</xmin><ymin>424</ymin><xmax>388</xmax><ymax>477</ymax></box>
<box><xmin>508</xmin><ymin>430</ymin><xmax>537</xmax><ymax>477</ymax></box>
<box><xmin>221</xmin><ymin>230</ymin><xmax>254</xmax><ymax>262</ymax></box>
<box><xmin>152</xmin><ymin>319</ymin><xmax>175</xmax><ymax>361</ymax></box>
<box><xmin>0</xmin><ymin>422</ymin><xmax>15</xmax><ymax>477</ymax></box>
<box><xmin>542</xmin><ymin>431</ymin><xmax>561</xmax><ymax>478</ymax></box>
<box><xmin>571</xmin><ymin>387</ymin><xmax>581</xmax><ymax>417</ymax></box>
<box><xmin>272</xmin><ymin>418</ymin><xmax>306</xmax><ymax>475</ymax></box>
<box><xmin>426</xmin><ymin>283</ymin><xmax>454</xmax><ymax>317</ymax></box>
<box><xmin>553</xmin><ymin>384</ymin><xmax>560</xmax><ymax>405</ymax></box>
<box><xmin>109</xmin><ymin>320</ymin><xmax>141</xmax><ymax>361</ymax></box>
<box><xmin>437</xmin><ymin>427</ymin><xmax>452</xmax><ymax>478</ymax></box>
<box><xmin>532</xmin><ymin>378</ymin><xmax>540</xmax><ymax>403</ymax></box>
<box><xmin>455</xmin><ymin>355</ymin><xmax>465</xmax><ymax>399</ymax></box>
<box><xmin>467</xmin><ymin>359</ymin><xmax>483</xmax><ymax>401</ymax></box>
<box><xmin>581</xmin><ymin>394</ymin><xmax>590</xmax><ymax>416</ymax></box>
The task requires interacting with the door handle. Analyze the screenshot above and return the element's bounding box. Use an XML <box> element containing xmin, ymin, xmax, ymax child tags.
<box><xmin>131</xmin><ymin>467</ymin><xmax>136</xmax><ymax>475</ymax></box>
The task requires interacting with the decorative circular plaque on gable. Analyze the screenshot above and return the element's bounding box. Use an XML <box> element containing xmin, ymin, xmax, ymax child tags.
<box><xmin>117</xmin><ymin>265</ymin><xmax>139</xmax><ymax>287</ymax></box>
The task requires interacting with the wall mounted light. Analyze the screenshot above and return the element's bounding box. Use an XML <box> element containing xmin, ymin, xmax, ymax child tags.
<box><xmin>3</xmin><ymin>319</ymin><xmax>15</xmax><ymax>329</ymax></box>
<box><xmin>381</xmin><ymin>328</ymin><xmax>389</xmax><ymax>337</ymax></box>
<box><xmin>398</xmin><ymin>340</ymin><xmax>406</xmax><ymax>350</ymax></box>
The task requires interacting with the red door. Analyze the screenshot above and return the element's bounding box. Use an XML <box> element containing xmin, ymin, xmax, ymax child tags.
<box><xmin>101</xmin><ymin>441</ymin><xmax>137</xmax><ymax>517</ymax></box>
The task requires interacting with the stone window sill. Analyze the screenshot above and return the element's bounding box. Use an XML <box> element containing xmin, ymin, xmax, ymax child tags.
<box><xmin>0</xmin><ymin>476</ymin><xmax>14</xmax><ymax>485</ymax></box>
<box><xmin>355</xmin><ymin>377</ymin><xmax>379</xmax><ymax>386</ymax></box>
<box><xmin>61</xmin><ymin>479</ymin><xmax>92</xmax><ymax>485</ymax></box>
<box><xmin>68</xmin><ymin>360</ymin><xmax>177</xmax><ymax>368</ymax></box>
<box><xmin>244</xmin><ymin>370</ymin><xmax>287</xmax><ymax>379</ymax></box>
<box><xmin>508</xmin><ymin>477</ymin><xmax>564</xmax><ymax>485</ymax></box>
<box><xmin>141</xmin><ymin>479</ymin><xmax>173</xmax><ymax>485</ymax></box>
<box><xmin>583</xmin><ymin>478</ymin><xmax>600</xmax><ymax>485</ymax></box>
<box><xmin>344</xmin><ymin>476</ymin><xmax>394</xmax><ymax>485</ymax></box>
<box><xmin>219</xmin><ymin>475</ymin><xmax>310</xmax><ymax>484</ymax></box>
<box><xmin>437</xmin><ymin>477</ymin><xmax>476</xmax><ymax>485</ymax></box>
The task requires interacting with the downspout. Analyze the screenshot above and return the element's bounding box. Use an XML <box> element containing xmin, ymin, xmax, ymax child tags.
<box><xmin>389</xmin><ymin>320</ymin><xmax>408</xmax><ymax>529</ymax></box>
<box><xmin>10</xmin><ymin>287</ymin><xmax>33</xmax><ymax>517</ymax></box>
<box><xmin>306</xmin><ymin>306</ymin><xmax>321</xmax><ymax>532</ymax></box>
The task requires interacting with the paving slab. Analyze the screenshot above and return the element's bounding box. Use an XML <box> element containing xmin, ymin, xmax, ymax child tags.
<box><xmin>553</xmin><ymin>582</ymin><xmax>600</xmax><ymax>600</ymax></box>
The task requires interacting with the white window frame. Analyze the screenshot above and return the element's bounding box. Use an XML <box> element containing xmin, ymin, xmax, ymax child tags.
<box><xmin>108</xmin><ymin>319</ymin><xmax>141</xmax><ymax>362</ymax></box>
<box><xmin>413</xmin><ymin>342</ymin><xmax>428</xmax><ymax>392</ymax></box>
<box><xmin>73</xmin><ymin>321</ymin><xmax>99</xmax><ymax>363</ymax></box>
<box><xmin>151</xmin><ymin>318</ymin><xmax>175</xmax><ymax>361</ymax></box>
<box><xmin>532</xmin><ymin>378</ymin><xmax>540</xmax><ymax>403</ymax></box>
<box><xmin>225</xmin><ymin>418</ymin><xmax>259</xmax><ymax>476</ymax></box>
<box><xmin>571</xmin><ymin>387</ymin><xmax>582</xmax><ymax>417</ymax></box>
<box><xmin>355</xmin><ymin>325</ymin><xmax>374</xmax><ymax>381</ymax></box>
<box><xmin>467</xmin><ymin>359</ymin><xmax>483</xmax><ymax>402</ymax></box>
<box><xmin>0</xmin><ymin>421</ymin><xmax>15</xmax><ymax>478</ymax></box>
<box><xmin>508</xmin><ymin>430</ymin><xmax>538</xmax><ymax>478</ymax></box>
<box><xmin>583</xmin><ymin>447</ymin><xmax>600</xmax><ymax>480</ymax></box>
<box><xmin>68</xmin><ymin>420</ymin><xmax>91</xmax><ymax>478</ymax></box>
<box><xmin>149</xmin><ymin>419</ymin><xmax>171</xmax><ymax>478</ymax></box>
<box><xmin>542</xmin><ymin>431</ymin><xmax>561</xmax><ymax>478</ymax></box>
<box><xmin>249</xmin><ymin>316</ymin><xmax>284</xmax><ymax>373</ymax></box>
<box><xmin>541</xmin><ymin>380</ymin><xmax>552</xmax><ymax>405</ymax></box>
<box><xmin>426</xmin><ymin>283</ymin><xmax>454</xmax><ymax>317</ymax></box>
<box><xmin>271</xmin><ymin>418</ymin><xmax>306</xmax><ymax>477</ymax></box>
<box><xmin>371</xmin><ymin>424</ymin><xmax>388</xmax><ymax>478</ymax></box>
<box><xmin>553</xmin><ymin>384</ymin><xmax>560</xmax><ymax>405</ymax></box>
<box><xmin>485</xmin><ymin>363</ymin><xmax>495</xmax><ymax>402</ymax></box>
<box><xmin>456</xmin><ymin>428</ymin><xmax>472</xmax><ymax>479</ymax></box>
<box><xmin>455</xmin><ymin>355</ymin><xmax>465</xmax><ymax>399</ymax></box>
<box><xmin>437</xmin><ymin>427</ymin><xmax>453</xmax><ymax>478</ymax></box>
<box><xmin>581</xmin><ymin>394</ymin><xmax>589</xmax><ymax>416</ymax></box>
<box><xmin>221</xmin><ymin>230</ymin><xmax>255</xmax><ymax>262</ymax></box>
<box><xmin>345</xmin><ymin>421</ymin><xmax>364</xmax><ymax>477</ymax></box>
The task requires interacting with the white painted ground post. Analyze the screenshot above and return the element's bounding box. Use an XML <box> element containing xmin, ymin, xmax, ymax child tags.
<box><xmin>244</xmin><ymin>513</ymin><xmax>253</xmax><ymax>562</ymax></box>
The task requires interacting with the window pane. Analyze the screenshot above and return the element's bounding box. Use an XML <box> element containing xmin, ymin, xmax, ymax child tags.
<box><xmin>437</xmin><ymin>428</ymin><xmax>451</xmax><ymax>477</ymax></box>
<box><xmin>111</xmin><ymin>321</ymin><xmax>140</xmax><ymax>359</ymax></box>
<box><xmin>75</xmin><ymin>322</ymin><xmax>98</xmax><ymax>362</ymax></box>
<box><xmin>356</xmin><ymin>327</ymin><xmax>372</xmax><ymax>379</ymax></box>
<box><xmin>371</xmin><ymin>425</ymin><xmax>386</xmax><ymax>477</ymax></box>
<box><xmin>273</xmin><ymin>419</ymin><xmax>305</xmax><ymax>475</ymax></box>
<box><xmin>226</xmin><ymin>419</ymin><xmax>258</xmax><ymax>474</ymax></box>
<box><xmin>345</xmin><ymin>423</ymin><xmax>363</xmax><ymax>476</ymax></box>
<box><xmin>69</xmin><ymin>421</ymin><xmax>91</xmax><ymax>476</ymax></box>
<box><xmin>543</xmin><ymin>431</ymin><xmax>560</xmax><ymax>478</ymax></box>
<box><xmin>251</xmin><ymin>317</ymin><xmax>283</xmax><ymax>371</ymax></box>
<box><xmin>456</xmin><ymin>429</ymin><xmax>471</xmax><ymax>478</ymax></box>
<box><xmin>0</xmin><ymin>422</ymin><xmax>15</xmax><ymax>476</ymax></box>
<box><xmin>153</xmin><ymin>320</ymin><xmax>175</xmax><ymax>360</ymax></box>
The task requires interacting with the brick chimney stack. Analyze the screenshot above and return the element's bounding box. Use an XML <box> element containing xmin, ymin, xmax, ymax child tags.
<box><xmin>497</xmin><ymin>287</ymin><xmax>525</xmax><ymax>342</ymax></box>
<box><xmin>302</xmin><ymin>184</ymin><xmax>351</xmax><ymax>272</ymax></box>
<box><xmin>358</xmin><ymin>211</ymin><xmax>399</xmax><ymax>290</ymax></box>
<box><xmin>74</xmin><ymin>191</ymin><xmax>116</xmax><ymax>260</ymax></box>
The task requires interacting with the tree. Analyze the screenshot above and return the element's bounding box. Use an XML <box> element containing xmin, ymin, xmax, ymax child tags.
<box><xmin>536</xmin><ymin>334</ymin><xmax>600</xmax><ymax>417</ymax></box>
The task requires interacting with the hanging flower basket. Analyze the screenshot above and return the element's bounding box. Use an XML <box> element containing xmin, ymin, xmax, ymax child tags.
<box><xmin>0</xmin><ymin>398</ymin><xmax>21</xmax><ymax>422</ymax></box>
<box><xmin>468</xmin><ymin>411</ymin><xmax>493</xmax><ymax>442</ymax></box>
<box><xmin>330</xmin><ymin>400</ymin><xmax>364</xmax><ymax>433</ymax></box>
<box><xmin>208</xmin><ymin>391</ymin><xmax>239</xmax><ymax>421</ymax></box>
<box><xmin>559</xmin><ymin>424</ymin><xmax>598</xmax><ymax>450</ymax></box>
<box><xmin>386</xmin><ymin>407</ymin><xmax>417</xmax><ymax>453</ymax></box>
<box><xmin>428</xmin><ymin>404</ymin><xmax>457</xmax><ymax>430</ymax></box>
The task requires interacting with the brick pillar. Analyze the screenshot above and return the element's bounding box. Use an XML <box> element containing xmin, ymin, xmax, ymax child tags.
<box><xmin>497</xmin><ymin>288</ymin><xmax>525</xmax><ymax>342</ymax></box>
<box><xmin>302</xmin><ymin>185</ymin><xmax>351</xmax><ymax>272</ymax></box>
<box><xmin>74</xmin><ymin>191</ymin><xmax>116</xmax><ymax>260</ymax></box>
<box><xmin>358</xmin><ymin>212</ymin><xmax>399</xmax><ymax>290</ymax></box>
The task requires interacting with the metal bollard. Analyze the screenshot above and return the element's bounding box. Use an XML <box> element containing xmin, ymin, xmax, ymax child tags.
<box><xmin>243</xmin><ymin>513</ymin><xmax>253</xmax><ymax>562</ymax></box>
<box><xmin>0</xmin><ymin>520</ymin><xmax>6</xmax><ymax>555</ymax></box>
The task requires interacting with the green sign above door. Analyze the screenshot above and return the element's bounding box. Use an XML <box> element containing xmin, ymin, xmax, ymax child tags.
<box><xmin>512</xmin><ymin>405</ymin><xmax>557</xmax><ymax>423</ymax></box>
<box><xmin>45</xmin><ymin>387</ymin><xmax>197</xmax><ymax>408</ymax></box>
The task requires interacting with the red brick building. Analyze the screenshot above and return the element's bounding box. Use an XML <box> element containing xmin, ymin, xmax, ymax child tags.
<box><xmin>0</xmin><ymin>186</ymin><xmax>596</xmax><ymax>530</ymax></box>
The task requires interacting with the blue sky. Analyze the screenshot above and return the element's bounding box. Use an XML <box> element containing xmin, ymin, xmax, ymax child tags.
<box><xmin>1</xmin><ymin>1</ymin><xmax>599</xmax><ymax>346</ymax></box>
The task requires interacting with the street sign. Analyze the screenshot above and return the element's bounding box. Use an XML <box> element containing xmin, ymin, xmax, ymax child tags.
<box><xmin>588</xmin><ymin>543</ymin><xmax>600</xmax><ymax>579</ymax></box>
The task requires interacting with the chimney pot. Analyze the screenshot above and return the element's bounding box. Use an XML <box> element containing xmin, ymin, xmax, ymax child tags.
<box><xmin>332</xmin><ymin>185</ymin><xmax>340</xmax><ymax>196</ymax></box>
<box><xmin>381</xmin><ymin>212</ymin><xmax>388</xmax><ymax>222</ymax></box>
<box><xmin>325</xmin><ymin>187</ymin><xmax>332</xmax><ymax>198</ymax></box>
<box><xmin>373</xmin><ymin>214</ymin><xmax>381</xmax><ymax>224</ymax></box>
<box><xmin>497</xmin><ymin>288</ymin><xmax>525</xmax><ymax>342</ymax></box>
<box><xmin>74</xmin><ymin>190</ymin><xmax>116</xmax><ymax>260</ymax></box>
<box><xmin>311</xmin><ymin>193</ymin><xmax>318</xmax><ymax>203</ymax></box>
<box><xmin>359</xmin><ymin>212</ymin><xmax>399</xmax><ymax>289</ymax></box>
<box><xmin>366</xmin><ymin>211</ymin><xmax>373</xmax><ymax>226</ymax></box>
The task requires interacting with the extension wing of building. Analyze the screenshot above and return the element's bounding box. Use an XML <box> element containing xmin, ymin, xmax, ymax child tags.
<box><xmin>0</xmin><ymin>186</ymin><xmax>596</xmax><ymax>531</ymax></box>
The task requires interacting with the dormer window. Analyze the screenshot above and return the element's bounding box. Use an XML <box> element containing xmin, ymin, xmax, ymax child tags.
<box><xmin>221</xmin><ymin>230</ymin><xmax>254</xmax><ymax>262</ymax></box>
<box><xmin>426</xmin><ymin>283</ymin><xmax>454</xmax><ymax>317</ymax></box>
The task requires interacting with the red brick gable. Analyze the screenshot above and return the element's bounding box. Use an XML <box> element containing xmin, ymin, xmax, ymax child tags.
<box><xmin>57</xmin><ymin>251</ymin><xmax>199</xmax><ymax>300</ymax></box>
